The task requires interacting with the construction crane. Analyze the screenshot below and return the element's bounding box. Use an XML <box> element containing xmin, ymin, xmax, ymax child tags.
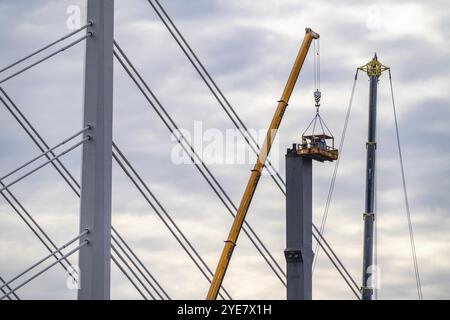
<box><xmin>297</xmin><ymin>84</ymin><xmax>338</xmax><ymax>162</ymax></box>
<box><xmin>206</xmin><ymin>28</ymin><xmax>320</xmax><ymax>300</ymax></box>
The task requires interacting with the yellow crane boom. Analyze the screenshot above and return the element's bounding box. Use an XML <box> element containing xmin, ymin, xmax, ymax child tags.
<box><xmin>206</xmin><ymin>28</ymin><xmax>319</xmax><ymax>300</ymax></box>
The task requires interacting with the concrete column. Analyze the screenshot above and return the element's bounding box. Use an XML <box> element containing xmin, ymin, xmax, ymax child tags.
<box><xmin>285</xmin><ymin>146</ymin><xmax>313</xmax><ymax>300</ymax></box>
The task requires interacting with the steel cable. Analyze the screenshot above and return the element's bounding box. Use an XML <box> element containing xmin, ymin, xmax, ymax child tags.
<box><xmin>112</xmin><ymin>145</ymin><xmax>231</xmax><ymax>300</ymax></box>
<box><xmin>112</xmin><ymin>235</ymin><xmax>164</xmax><ymax>299</ymax></box>
<box><xmin>0</xmin><ymin>126</ymin><xmax>90</xmax><ymax>182</ymax></box>
<box><xmin>0</xmin><ymin>88</ymin><xmax>81</xmax><ymax>195</ymax></box>
<box><xmin>0</xmin><ymin>22</ymin><xmax>92</xmax><ymax>75</ymax></box>
<box><xmin>0</xmin><ymin>137</ymin><xmax>89</xmax><ymax>194</ymax></box>
<box><xmin>0</xmin><ymin>89</ymin><xmax>167</xmax><ymax>299</ymax></box>
<box><xmin>0</xmin><ymin>240</ymin><xmax>88</xmax><ymax>300</ymax></box>
<box><xmin>0</xmin><ymin>276</ymin><xmax>20</xmax><ymax>300</ymax></box>
<box><xmin>313</xmin><ymin>70</ymin><xmax>359</xmax><ymax>271</ymax></box>
<box><xmin>111</xmin><ymin>255</ymin><xmax>147</xmax><ymax>300</ymax></box>
<box><xmin>112</xmin><ymin>227</ymin><xmax>171</xmax><ymax>300</ymax></box>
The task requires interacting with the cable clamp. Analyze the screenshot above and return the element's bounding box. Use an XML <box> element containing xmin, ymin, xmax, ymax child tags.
<box><xmin>366</xmin><ymin>141</ymin><xmax>377</xmax><ymax>149</ymax></box>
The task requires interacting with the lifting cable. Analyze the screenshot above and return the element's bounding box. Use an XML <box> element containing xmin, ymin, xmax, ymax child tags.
<box><xmin>114</xmin><ymin>42</ymin><xmax>362</xmax><ymax>298</ymax></box>
<box><xmin>1</xmin><ymin>84</ymin><xmax>221</xmax><ymax>299</ymax></box>
<box><xmin>388</xmin><ymin>69</ymin><xmax>423</xmax><ymax>300</ymax></box>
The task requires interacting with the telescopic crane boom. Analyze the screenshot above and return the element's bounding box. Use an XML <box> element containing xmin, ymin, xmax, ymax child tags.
<box><xmin>206</xmin><ymin>28</ymin><xmax>319</xmax><ymax>300</ymax></box>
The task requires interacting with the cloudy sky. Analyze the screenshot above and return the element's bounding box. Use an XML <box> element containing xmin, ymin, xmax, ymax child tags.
<box><xmin>0</xmin><ymin>0</ymin><xmax>449</xmax><ymax>300</ymax></box>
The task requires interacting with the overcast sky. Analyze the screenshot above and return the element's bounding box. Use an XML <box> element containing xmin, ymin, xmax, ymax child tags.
<box><xmin>0</xmin><ymin>0</ymin><xmax>449</xmax><ymax>300</ymax></box>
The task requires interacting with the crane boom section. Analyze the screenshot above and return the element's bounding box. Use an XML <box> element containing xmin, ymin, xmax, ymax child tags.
<box><xmin>206</xmin><ymin>28</ymin><xmax>319</xmax><ymax>300</ymax></box>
